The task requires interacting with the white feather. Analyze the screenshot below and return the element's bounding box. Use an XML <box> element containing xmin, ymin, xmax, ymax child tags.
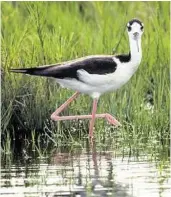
<box><xmin>56</xmin><ymin>22</ymin><xmax>143</xmax><ymax>99</ymax></box>
<box><xmin>56</xmin><ymin>55</ymin><xmax>140</xmax><ymax>99</ymax></box>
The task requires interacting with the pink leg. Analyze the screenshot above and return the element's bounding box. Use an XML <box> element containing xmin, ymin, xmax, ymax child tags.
<box><xmin>52</xmin><ymin>113</ymin><xmax>121</xmax><ymax>127</ymax></box>
<box><xmin>51</xmin><ymin>91</ymin><xmax>80</xmax><ymax>121</ymax></box>
<box><xmin>89</xmin><ymin>99</ymin><xmax>98</xmax><ymax>138</ymax></box>
<box><xmin>51</xmin><ymin>92</ymin><xmax>121</xmax><ymax>136</ymax></box>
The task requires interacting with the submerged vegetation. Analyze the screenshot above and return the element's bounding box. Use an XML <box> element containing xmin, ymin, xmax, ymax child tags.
<box><xmin>1</xmin><ymin>2</ymin><xmax>170</xmax><ymax>159</ymax></box>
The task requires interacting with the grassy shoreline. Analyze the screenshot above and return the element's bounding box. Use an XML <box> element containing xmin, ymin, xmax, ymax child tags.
<box><xmin>1</xmin><ymin>2</ymin><xmax>170</xmax><ymax>158</ymax></box>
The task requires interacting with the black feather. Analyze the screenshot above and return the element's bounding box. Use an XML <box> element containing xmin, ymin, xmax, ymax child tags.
<box><xmin>10</xmin><ymin>56</ymin><xmax>118</xmax><ymax>80</ymax></box>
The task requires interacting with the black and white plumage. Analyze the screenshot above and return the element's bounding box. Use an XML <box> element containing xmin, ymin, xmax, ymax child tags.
<box><xmin>10</xmin><ymin>19</ymin><xmax>144</xmax><ymax>99</ymax></box>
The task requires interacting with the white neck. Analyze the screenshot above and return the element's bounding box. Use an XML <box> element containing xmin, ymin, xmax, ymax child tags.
<box><xmin>129</xmin><ymin>37</ymin><xmax>142</xmax><ymax>65</ymax></box>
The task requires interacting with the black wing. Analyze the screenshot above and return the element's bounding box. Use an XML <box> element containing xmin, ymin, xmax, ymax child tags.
<box><xmin>10</xmin><ymin>55</ymin><xmax>117</xmax><ymax>80</ymax></box>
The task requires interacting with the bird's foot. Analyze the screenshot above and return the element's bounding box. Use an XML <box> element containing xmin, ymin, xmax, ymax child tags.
<box><xmin>105</xmin><ymin>113</ymin><xmax>122</xmax><ymax>126</ymax></box>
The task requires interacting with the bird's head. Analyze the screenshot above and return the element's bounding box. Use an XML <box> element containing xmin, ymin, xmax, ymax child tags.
<box><xmin>127</xmin><ymin>19</ymin><xmax>144</xmax><ymax>41</ymax></box>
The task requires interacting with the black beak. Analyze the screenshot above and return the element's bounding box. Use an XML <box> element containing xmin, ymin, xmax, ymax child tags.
<box><xmin>133</xmin><ymin>32</ymin><xmax>139</xmax><ymax>37</ymax></box>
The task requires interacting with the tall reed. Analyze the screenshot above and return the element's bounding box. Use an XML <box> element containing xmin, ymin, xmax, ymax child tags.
<box><xmin>1</xmin><ymin>2</ymin><xmax>170</xmax><ymax>157</ymax></box>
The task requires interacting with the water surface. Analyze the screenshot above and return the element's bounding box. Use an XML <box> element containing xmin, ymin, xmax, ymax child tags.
<box><xmin>1</xmin><ymin>140</ymin><xmax>170</xmax><ymax>197</ymax></box>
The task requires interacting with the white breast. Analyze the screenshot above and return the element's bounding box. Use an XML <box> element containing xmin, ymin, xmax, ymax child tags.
<box><xmin>56</xmin><ymin>57</ymin><xmax>141</xmax><ymax>99</ymax></box>
<box><xmin>93</xmin><ymin>57</ymin><xmax>140</xmax><ymax>94</ymax></box>
<box><xmin>108</xmin><ymin>57</ymin><xmax>140</xmax><ymax>88</ymax></box>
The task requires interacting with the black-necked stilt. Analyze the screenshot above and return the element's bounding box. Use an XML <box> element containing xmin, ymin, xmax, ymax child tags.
<box><xmin>10</xmin><ymin>19</ymin><xmax>144</xmax><ymax>138</ymax></box>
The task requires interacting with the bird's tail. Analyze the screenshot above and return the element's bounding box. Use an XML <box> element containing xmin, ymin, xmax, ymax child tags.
<box><xmin>10</xmin><ymin>68</ymin><xmax>32</xmax><ymax>74</ymax></box>
<box><xmin>10</xmin><ymin>65</ymin><xmax>59</xmax><ymax>77</ymax></box>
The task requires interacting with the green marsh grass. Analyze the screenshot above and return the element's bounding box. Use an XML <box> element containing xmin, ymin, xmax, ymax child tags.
<box><xmin>1</xmin><ymin>2</ymin><xmax>170</xmax><ymax>159</ymax></box>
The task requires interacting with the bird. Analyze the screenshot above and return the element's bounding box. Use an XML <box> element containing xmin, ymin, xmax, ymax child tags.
<box><xmin>10</xmin><ymin>18</ymin><xmax>144</xmax><ymax>139</ymax></box>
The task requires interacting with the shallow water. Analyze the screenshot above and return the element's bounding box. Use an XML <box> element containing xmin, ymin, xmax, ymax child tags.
<box><xmin>1</xmin><ymin>141</ymin><xmax>170</xmax><ymax>197</ymax></box>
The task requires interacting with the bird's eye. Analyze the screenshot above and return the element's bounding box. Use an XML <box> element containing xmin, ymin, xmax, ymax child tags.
<box><xmin>127</xmin><ymin>26</ymin><xmax>131</xmax><ymax>32</ymax></box>
<box><xmin>140</xmin><ymin>26</ymin><xmax>144</xmax><ymax>31</ymax></box>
